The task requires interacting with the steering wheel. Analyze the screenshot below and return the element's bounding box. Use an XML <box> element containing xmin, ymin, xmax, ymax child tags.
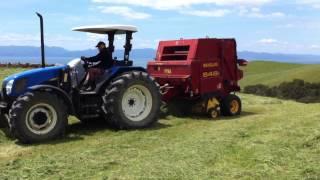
<box><xmin>81</xmin><ymin>57</ymin><xmax>89</xmax><ymax>70</ymax></box>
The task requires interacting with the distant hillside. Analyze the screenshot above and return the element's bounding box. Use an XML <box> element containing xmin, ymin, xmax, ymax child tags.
<box><xmin>1</xmin><ymin>46</ymin><xmax>320</xmax><ymax>64</ymax></box>
<box><xmin>240</xmin><ymin>61</ymin><xmax>320</xmax><ymax>87</ymax></box>
<box><xmin>238</xmin><ymin>51</ymin><xmax>320</xmax><ymax>64</ymax></box>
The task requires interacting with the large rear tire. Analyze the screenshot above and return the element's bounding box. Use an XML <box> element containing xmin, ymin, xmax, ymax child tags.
<box><xmin>9</xmin><ymin>92</ymin><xmax>68</xmax><ymax>144</ymax></box>
<box><xmin>221</xmin><ymin>94</ymin><xmax>242</xmax><ymax>116</ymax></box>
<box><xmin>102</xmin><ymin>71</ymin><xmax>161</xmax><ymax>129</ymax></box>
<box><xmin>0</xmin><ymin>114</ymin><xmax>9</xmax><ymax>128</ymax></box>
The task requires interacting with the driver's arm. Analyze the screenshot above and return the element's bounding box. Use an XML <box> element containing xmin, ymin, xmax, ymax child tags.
<box><xmin>83</xmin><ymin>53</ymin><xmax>102</xmax><ymax>63</ymax></box>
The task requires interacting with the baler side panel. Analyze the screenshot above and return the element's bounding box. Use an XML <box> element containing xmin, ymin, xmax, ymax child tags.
<box><xmin>219</xmin><ymin>39</ymin><xmax>241</xmax><ymax>92</ymax></box>
<box><xmin>195</xmin><ymin>39</ymin><xmax>221</xmax><ymax>61</ymax></box>
<box><xmin>195</xmin><ymin>39</ymin><xmax>223</xmax><ymax>95</ymax></box>
<box><xmin>221</xmin><ymin>40</ymin><xmax>237</xmax><ymax>80</ymax></box>
<box><xmin>199</xmin><ymin>58</ymin><xmax>223</xmax><ymax>95</ymax></box>
<box><xmin>190</xmin><ymin>60</ymin><xmax>200</xmax><ymax>94</ymax></box>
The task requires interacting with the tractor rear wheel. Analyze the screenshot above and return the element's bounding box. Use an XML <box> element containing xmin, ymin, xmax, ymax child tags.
<box><xmin>102</xmin><ymin>71</ymin><xmax>161</xmax><ymax>129</ymax></box>
<box><xmin>9</xmin><ymin>92</ymin><xmax>68</xmax><ymax>144</ymax></box>
<box><xmin>0</xmin><ymin>114</ymin><xmax>9</xmax><ymax>128</ymax></box>
<box><xmin>221</xmin><ymin>94</ymin><xmax>242</xmax><ymax>116</ymax></box>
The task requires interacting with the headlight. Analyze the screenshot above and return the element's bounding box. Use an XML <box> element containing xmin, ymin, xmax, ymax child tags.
<box><xmin>6</xmin><ymin>80</ymin><xmax>14</xmax><ymax>95</ymax></box>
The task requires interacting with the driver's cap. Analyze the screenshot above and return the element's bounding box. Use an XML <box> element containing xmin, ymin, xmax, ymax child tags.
<box><xmin>96</xmin><ymin>41</ymin><xmax>106</xmax><ymax>47</ymax></box>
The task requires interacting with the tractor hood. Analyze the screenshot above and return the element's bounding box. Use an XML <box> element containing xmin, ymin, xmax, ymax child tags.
<box><xmin>2</xmin><ymin>65</ymin><xmax>68</xmax><ymax>97</ymax></box>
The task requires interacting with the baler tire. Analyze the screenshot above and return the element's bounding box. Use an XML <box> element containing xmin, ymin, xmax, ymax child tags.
<box><xmin>9</xmin><ymin>92</ymin><xmax>68</xmax><ymax>144</ymax></box>
<box><xmin>221</xmin><ymin>94</ymin><xmax>242</xmax><ymax>116</ymax></box>
<box><xmin>102</xmin><ymin>71</ymin><xmax>161</xmax><ymax>129</ymax></box>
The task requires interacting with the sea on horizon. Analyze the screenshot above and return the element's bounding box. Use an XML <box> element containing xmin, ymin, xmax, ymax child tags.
<box><xmin>0</xmin><ymin>56</ymin><xmax>149</xmax><ymax>67</ymax></box>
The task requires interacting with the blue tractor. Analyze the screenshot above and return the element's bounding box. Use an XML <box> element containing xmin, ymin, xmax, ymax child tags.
<box><xmin>0</xmin><ymin>13</ymin><xmax>161</xmax><ymax>143</ymax></box>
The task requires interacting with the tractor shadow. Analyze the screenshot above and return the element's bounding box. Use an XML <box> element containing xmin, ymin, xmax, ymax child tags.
<box><xmin>12</xmin><ymin>112</ymin><xmax>254</xmax><ymax>146</ymax></box>
<box><xmin>15</xmin><ymin>119</ymin><xmax>171</xmax><ymax>146</ymax></box>
<box><xmin>67</xmin><ymin>119</ymin><xmax>170</xmax><ymax>135</ymax></box>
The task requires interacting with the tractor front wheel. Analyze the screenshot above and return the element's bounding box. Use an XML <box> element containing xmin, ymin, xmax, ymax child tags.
<box><xmin>221</xmin><ymin>94</ymin><xmax>242</xmax><ymax>116</ymax></box>
<box><xmin>9</xmin><ymin>92</ymin><xmax>68</xmax><ymax>144</ymax></box>
<box><xmin>102</xmin><ymin>71</ymin><xmax>161</xmax><ymax>129</ymax></box>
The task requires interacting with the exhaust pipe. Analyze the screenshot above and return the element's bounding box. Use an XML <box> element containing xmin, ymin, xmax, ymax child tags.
<box><xmin>36</xmin><ymin>12</ymin><xmax>46</xmax><ymax>68</ymax></box>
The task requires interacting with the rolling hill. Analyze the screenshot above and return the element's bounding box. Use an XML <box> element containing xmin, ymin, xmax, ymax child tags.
<box><xmin>240</xmin><ymin>61</ymin><xmax>320</xmax><ymax>87</ymax></box>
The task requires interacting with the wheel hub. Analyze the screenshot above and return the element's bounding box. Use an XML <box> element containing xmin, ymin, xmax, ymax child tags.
<box><xmin>26</xmin><ymin>103</ymin><xmax>58</xmax><ymax>135</ymax></box>
<box><xmin>122</xmin><ymin>85</ymin><xmax>153</xmax><ymax>122</ymax></box>
<box><xmin>230</xmin><ymin>100</ymin><xmax>239</xmax><ymax>114</ymax></box>
<box><xmin>32</xmin><ymin>109</ymin><xmax>50</xmax><ymax>129</ymax></box>
<box><xmin>128</xmin><ymin>98</ymin><xmax>136</xmax><ymax>107</ymax></box>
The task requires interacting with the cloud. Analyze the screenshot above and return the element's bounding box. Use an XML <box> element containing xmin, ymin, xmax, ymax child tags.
<box><xmin>239</xmin><ymin>7</ymin><xmax>285</xmax><ymax>18</ymax></box>
<box><xmin>98</xmin><ymin>6</ymin><xmax>151</xmax><ymax>19</ymax></box>
<box><xmin>257</xmin><ymin>38</ymin><xmax>289</xmax><ymax>49</ymax></box>
<box><xmin>91</xmin><ymin>0</ymin><xmax>285</xmax><ymax>19</ymax></box>
<box><xmin>0</xmin><ymin>33</ymin><xmax>39</xmax><ymax>44</ymax></box>
<box><xmin>276</xmin><ymin>23</ymin><xmax>294</xmax><ymax>29</ymax></box>
<box><xmin>182</xmin><ymin>9</ymin><xmax>231</xmax><ymax>17</ymax></box>
<box><xmin>297</xmin><ymin>0</ymin><xmax>320</xmax><ymax>9</ymax></box>
<box><xmin>92</xmin><ymin>0</ymin><xmax>282</xmax><ymax>19</ymax></box>
<box><xmin>258</xmin><ymin>38</ymin><xmax>279</xmax><ymax>44</ymax></box>
<box><xmin>92</xmin><ymin>0</ymin><xmax>274</xmax><ymax>10</ymax></box>
<box><xmin>310</xmin><ymin>45</ymin><xmax>320</xmax><ymax>49</ymax></box>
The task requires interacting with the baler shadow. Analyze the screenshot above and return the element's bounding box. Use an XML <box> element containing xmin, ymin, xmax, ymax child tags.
<box><xmin>219</xmin><ymin>111</ymin><xmax>257</xmax><ymax>120</ymax></box>
<box><xmin>185</xmin><ymin>111</ymin><xmax>257</xmax><ymax>121</ymax></box>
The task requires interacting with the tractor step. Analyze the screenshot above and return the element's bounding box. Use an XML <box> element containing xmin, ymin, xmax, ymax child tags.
<box><xmin>79</xmin><ymin>91</ymin><xmax>97</xmax><ymax>95</ymax></box>
<box><xmin>0</xmin><ymin>102</ymin><xmax>7</xmax><ymax>109</ymax></box>
<box><xmin>80</xmin><ymin>104</ymin><xmax>99</xmax><ymax>108</ymax></box>
<box><xmin>80</xmin><ymin>114</ymin><xmax>100</xmax><ymax>119</ymax></box>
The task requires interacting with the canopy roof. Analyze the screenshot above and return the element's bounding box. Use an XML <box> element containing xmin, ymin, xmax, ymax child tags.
<box><xmin>72</xmin><ymin>25</ymin><xmax>138</xmax><ymax>34</ymax></box>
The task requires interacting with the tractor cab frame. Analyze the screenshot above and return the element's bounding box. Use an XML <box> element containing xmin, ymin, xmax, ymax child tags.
<box><xmin>72</xmin><ymin>25</ymin><xmax>137</xmax><ymax>65</ymax></box>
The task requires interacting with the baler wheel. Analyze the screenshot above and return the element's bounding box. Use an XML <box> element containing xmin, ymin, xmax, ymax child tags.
<box><xmin>9</xmin><ymin>92</ymin><xmax>68</xmax><ymax>144</ymax></box>
<box><xmin>102</xmin><ymin>71</ymin><xmax>161</xmax><ymax>129</ymax></box>
<box><xmin>221</xmin><ymin>94</ymin><xmax>242</xmax><ymax>116</ymax></box>
<box><xmin>208</xmin><ymin>108</ymin><xmax>220</xmax><ymax>119</ymax></box>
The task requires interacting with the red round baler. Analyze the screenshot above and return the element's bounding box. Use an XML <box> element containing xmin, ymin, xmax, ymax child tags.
<box><xmin>147</xmin><ymin>38</ymin><xmax>247</xmax><ymax>118</ymax></box>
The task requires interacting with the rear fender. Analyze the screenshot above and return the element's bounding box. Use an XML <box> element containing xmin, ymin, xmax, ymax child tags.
<box><xmin>28</xmin><ymin>85</ymin><xmax>75</xmax><ymax>115</ymax></box>
<box><xmin>96</xmin><ymin>66</ymin><xmax>147</xmax><ymax>93</ymax></box>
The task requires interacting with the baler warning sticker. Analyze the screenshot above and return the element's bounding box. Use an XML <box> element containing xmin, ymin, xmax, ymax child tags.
<box><xmin>203</xmin><ymin>71</ymin><xmax>220</xmax><ymax>78</ymax></box>
<box><xmin>203</xmin><ymin>62</ymin><xmax>219</xmax><ymax>68</ymax></box>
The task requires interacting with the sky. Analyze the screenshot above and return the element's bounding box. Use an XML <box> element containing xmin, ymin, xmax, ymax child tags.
<box><xmin>0</xmin><ymin>0</ymin><xmax>320</xmax><ymax>55</ymax></box>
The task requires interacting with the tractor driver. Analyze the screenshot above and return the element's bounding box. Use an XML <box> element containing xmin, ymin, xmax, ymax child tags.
<box><xmin>81</xmin><ymin>41</ymin><xmax>113</xmax><ymax>91</ymax></box>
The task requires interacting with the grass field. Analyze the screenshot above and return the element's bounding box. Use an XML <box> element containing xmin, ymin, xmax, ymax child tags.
<box><xmin>0</xmin><ymin>65</ymin><xmax>319</xmax><ymax>179</ymax></box>
<box><xmin>240</xmin><ymin>61</ymin><xmax>320</xmax><ymax>87</ymax></box>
